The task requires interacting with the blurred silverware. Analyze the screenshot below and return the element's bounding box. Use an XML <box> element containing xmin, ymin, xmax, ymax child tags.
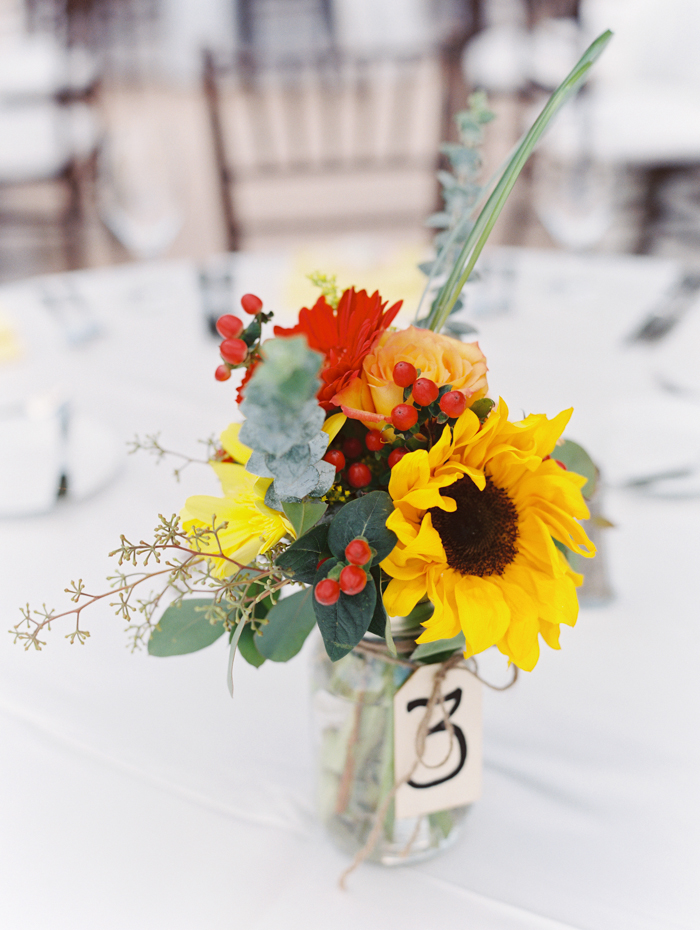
<box><xmin>57</xmin><ymin>400</ymin><xmax>71</xmax><ymax>499</ymax></box>
<box><xmin>627</xmin><ymin>270</ymin><xmax>700</xmax><ymax>343</ymax></box>
<box><xmin>41</xmin><ymin>281</ymin><xmax>101</xmax><ymax>346</ymax></box>
<box><xmin>197</xmin><ymin>257</ymin><xmax>236</xmax><ymax>338</ymax></box>
<box><xmin>620</xmin><ymin>464</ymin><xmax>698</xmax><ymax>488</ymax></box>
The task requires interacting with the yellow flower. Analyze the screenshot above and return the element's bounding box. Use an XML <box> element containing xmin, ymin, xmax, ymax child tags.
<box><xmin>333</xmin><ymin>326</ymin><xmax>488</xmax><ymax>430</ymax></box>
<box><xmin>181</xmin><ymin>424</ymin><xmax>294</xmax><ymax>578</ymax></box>
<box><xmin>380</xmin><ymin>400</ymin><xmax>595</xmax><ymax>671</ymax></box>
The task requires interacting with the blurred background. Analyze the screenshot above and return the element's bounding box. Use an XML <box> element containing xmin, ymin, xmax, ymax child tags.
<box><xmin>1</xmin><ymin>0</ymin><xmax>700</xmax><ymax>282</ymax></box>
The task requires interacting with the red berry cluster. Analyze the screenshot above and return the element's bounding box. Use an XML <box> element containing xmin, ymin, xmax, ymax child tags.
<box><xmin>214</xmin><ymin>293</ymin><xmax>264</xmax><ymax>382</ymax></box>
<box><xmin>322</xmin><ymin>434</ymin><xmax>375</xmax><ymax>489</ymax></box>
<box><xmin>388</xmin><ymin>361</ymin><xmax>467</xmax><ymax>430</ymax></box>
<box><xmin>314</xmin><ymin>537</ymin><xmax>372</xmax><ymax>605</ymax></box>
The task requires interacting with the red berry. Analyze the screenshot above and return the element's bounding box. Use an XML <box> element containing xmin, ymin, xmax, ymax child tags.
<box><xmin>315</xmin><ymin>578</ymin><xmax>340</xmax><ymax>606</ymax></box>
<box><xmin>345</xmin><ymin>538</ymin><xmax>372</xmax><ymax>566</ymax></box>
<box><xmin>216</xmin><ymin>314</ymin><xmax>244</xmax><ymax>338</ymax></box>
<box><xmin>388</xmin><ymin>447</ymin><xmax>409</xmax><ymax>468</ymax></box>
<box><xmin>220</xmin><ymin>338</ymin><xmax>248</xmax><ymax>364</ymax></box>
<box><xmin>439</xmin><ymin>390</ymin><xmax>467</xmax><ymax>418</ymax></box>
<box><xmin>214</xmin><ymin>364</ymin><xmax>231</xmax><ymax>382</ymax></box>
<box><xmin>339</xmin><ymin>564</ymin><xmax>367</xmax><ymax>596</ymax></box>
<box><xmin>391</xmin><ymin>404</ymin><xmax>418</xmax><ymax>431</ymax></box>
<box><xmin>347</xmin><ymin>462</ymin><xmax>372</xmax><ymax>488</ymax></box>
<box><xmin>316</xmin><ymin>557</ymin><xmax>329</xmax><ymax>570</ymax></box>
<box><xmin>393</xmin><ymin>361</ymin><xmax>417</xmax><ymax>387</ymax></box>
<box><xmin>323</xmin><ymin>449</ymin><xmax>346</xmax><ymax>471</ymax></box>
<box><xmin>365</xmin><ymin>430</ymin><xmax>385</xmax><ymax>452</ymax></box>
<box><xmin>554</xmin><ymin>459</ymin><xmax>567</xmax><ymax>470</ymax></box>
<box><xmin>342</xmin><ymin>437</ymin><xmax>363</xmax><ymax>459</ymax></box>
<box><xmin>241</xmin><ymin>293</ymin><xmax>263</xmax><ymax>315</ymax></box>
<box><xmin>412</xmin><ymin>378</ymin><xmax>439</xmax><ymax>406</ymax></box>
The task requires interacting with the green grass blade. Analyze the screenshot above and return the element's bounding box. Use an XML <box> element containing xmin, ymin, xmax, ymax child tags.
<box><xmin>424</xmin><ymin>29</ymin><xmax>613</xmax><ymax>333</ymax></box>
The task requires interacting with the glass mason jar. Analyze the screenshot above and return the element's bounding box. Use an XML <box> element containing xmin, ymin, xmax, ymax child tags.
<box><xmin>310</xmin><ymin>618</ymin><xmax>470</xmax><ymax>866</ymax></box>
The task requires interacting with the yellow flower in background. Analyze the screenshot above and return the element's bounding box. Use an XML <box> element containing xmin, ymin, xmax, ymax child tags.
<box><xmin>219</xmin><ymin>422</ymin><xmax>252</xmax><ymax>464</ymax></box>
<box><xmin>380</xmin><ymin>400</ymin><xmax>595</xmax><ymax>671</ymax></box>
<box><xmin>181</xmin><ymin>424</ymin><xmax>294</xmax><ymax>578</ymax></box>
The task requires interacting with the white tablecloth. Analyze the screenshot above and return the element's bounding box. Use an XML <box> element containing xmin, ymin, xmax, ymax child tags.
<box><xmin>1</xmin><ymin>249</ymin><xmax>698</xmax><ymax>930</ymax></box>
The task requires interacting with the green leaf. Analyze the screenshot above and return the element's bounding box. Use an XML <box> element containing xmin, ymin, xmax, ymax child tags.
<box><xmin>254</xmin><ymin>587</ymin><xmax>317</xmax><ymax>662</ymax></box>
<box><xmin>553</xmin><ymin>439</ymin><xmax>597</xmax><ymax>499</ymax></box>
<box><xmin>275</xmin><ymin>522</ymin><xmax>331</xmax><ymax>584</ymax></box>
<box><xmin>327</xmin><ymin>491</ymin><xmax>397</xmax><ymax>565</ymax></box>
<box><xmin>313</xmin><ymin>559</ymin><xmax>377</xmax><ymax>661</ymax></box>
<box><xmin>423</xmin><ymin>30</ymin><xmax>613</xmax><ymax>333</ymax></box>
<box><xmin>429</xmin><ymin>810</ymin><xmax>456</xmax><ymax>840</ymax></box>
<box><xmin>411</xmin><ymin>630</ymin><xmax>465</xmax><ymax>664</ymax></box>
<box><xmin>148</xmin><ymin>599</ymin><xmax>225</xmax><ymax>656</ymax></box>
<box><xmin>227</xmin><ymin>619</ymin><xmax>246</xmax><ymax>696</ymax></box>
<box><xmin>366</xmin><ymin>566</ymin><xmax>396</xmax><ymax>656</ymax></box>
<box><xmin>282</xmin><ymin>500</ymin><xmax>328</xmax><ymax>537</ymax></box>
<box><xmin>238</xmin><ymin>623</ymin><xmax>266</xmax><ymax>667</ymax></box>
<box><xmin>469</xmin><ymin>397</ymin><xmax>495</xmax><ymax>421</ymax></box>
<box><xmin>404</xmin><ymin>599</ymin><xmax>435</xmax><ymax>627</ymax></box>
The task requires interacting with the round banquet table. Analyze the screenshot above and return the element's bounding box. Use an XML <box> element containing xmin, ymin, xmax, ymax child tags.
<box><xmin>0</xmin><ymin>246</ymin><xmax>698</xmax><ymax>930</ymax></box>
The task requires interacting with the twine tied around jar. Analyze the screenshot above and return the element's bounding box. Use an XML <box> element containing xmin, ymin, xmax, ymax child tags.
<box><xmin>338</xmin><ymin>643</ymin><xmax>518</xmax><ymax>889</ymax></box>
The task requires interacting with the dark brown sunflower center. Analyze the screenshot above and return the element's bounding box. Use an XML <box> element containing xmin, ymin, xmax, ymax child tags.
<box><xmin>428</xmin><ymin>475</ymin><xmax>519</xmax><ymax>577</ymax></box>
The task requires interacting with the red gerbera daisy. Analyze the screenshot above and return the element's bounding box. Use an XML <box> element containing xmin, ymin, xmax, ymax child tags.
<box><xmin>274</xmin><ymin>288</ymin><xmax>402</xmax><ymax>410</ymax></box>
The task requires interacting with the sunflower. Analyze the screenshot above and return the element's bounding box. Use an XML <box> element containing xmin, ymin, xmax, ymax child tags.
<box><xmin>380</xmin><ymin>400</ymin><xmax>595</xmax><ymax>671</ymax></box>
<box><xmin>181</xmin><ymin>424</ymin><xmax>294</xmax><ymax>578</ymax></box>
<box><xmin>273</xmin><ymin>288</ymin><xmax>402</xmax><ymax>410</ymax></box>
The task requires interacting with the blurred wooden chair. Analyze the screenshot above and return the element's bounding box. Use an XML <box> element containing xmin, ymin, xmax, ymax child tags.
<box><xmin>202</xmin><ymin>39</ymin><xmax>475</xmax><ymax>251</ymax></box>
<box><xmin>0</xmin><ymin>33</ymin><xmax>101</xmax><ymax>274</ymax></box>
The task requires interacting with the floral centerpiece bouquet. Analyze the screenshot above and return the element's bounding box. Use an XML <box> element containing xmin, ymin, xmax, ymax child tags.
<box><xmin>13</xmin><ymin>32</ymin><xmax>611</xmax><ymax>879</ymax></box>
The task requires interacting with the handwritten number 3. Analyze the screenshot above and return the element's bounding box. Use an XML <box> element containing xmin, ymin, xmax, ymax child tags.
<box><xmin>406</xmin><ymin>687</ymin><xmax>467</xmax><ymax>789</ymax></box>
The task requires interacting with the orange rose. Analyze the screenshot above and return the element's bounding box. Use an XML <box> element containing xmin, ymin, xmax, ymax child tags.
<box><xmin>332</xmin><ymin>326</ymin><xmax>488</xmax><ymax>429</ymax></box>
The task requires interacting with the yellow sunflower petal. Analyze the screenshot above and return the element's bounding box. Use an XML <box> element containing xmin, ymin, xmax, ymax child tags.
<box><xmin>539</xmin><ymin>619</ymin><xmax>561</xmax><ymax>650</ymax></box>
<box><xmin>497</xmin><ymin>612</ymin><xmax>541</xmax><ymax>671</ymax></box>
<box><xmin>454</xmin><ymin>576</ymin><xmax>511</xmax><ymax>656</ymax></box>
<box><xmin>382</xmin><ymin>575</ymin><xmax>427</xmax><ymax>617</ymax></box>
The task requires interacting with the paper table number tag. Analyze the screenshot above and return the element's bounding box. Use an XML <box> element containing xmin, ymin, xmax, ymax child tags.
<box><xmin>393</xmin><ymin>664</ymin><xmax>482</xmax><ymax>819</ymax></box>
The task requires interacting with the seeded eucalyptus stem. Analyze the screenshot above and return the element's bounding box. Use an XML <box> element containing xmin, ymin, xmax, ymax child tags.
<box><xmin>10</xmin><ymin>515</ymin><xmax>290</xmax><ymax>652</ymax></box>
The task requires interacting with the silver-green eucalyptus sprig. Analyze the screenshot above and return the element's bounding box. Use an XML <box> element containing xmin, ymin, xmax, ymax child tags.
<box><xmin>240</xmin><ymin>336</ymin><xmax>336</xmax><ymax>507</ymax></box>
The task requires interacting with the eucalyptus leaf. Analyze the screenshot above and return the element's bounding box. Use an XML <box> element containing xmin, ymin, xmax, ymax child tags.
<box><xmin>364</xmin><ymin>566</ymin><xmax>397</xmax><ymax>656</ymax></box>
<box><xmin>238</xmin><ymin>622</ymin><xmax>266</xmax><ymax>668</ymax></box>
<box><xmin>367</xmin><ymin>565</ymin><xmax>388</xmax><ymax>637</ymax></box>
<box><xmin>148</xmin><ymin>599</ymin><xmax>225</xmax><ymax>657</ymax></box>
<box><xmin>411</xmin><ymin>631</ymin><xmax>466</xmax><ymax>664</ymax></box>
<box><xmin>327</xmin><ymin>491</ymin><xmax>397</xmax><ymax>565</ymax></box>
<box><xmin>227</xmin><ymin>619</ymin><xmax>246</xmax><ymax>696</ymax></box>
<box><xmin>274</xmin><ymin>465</ymin><xmax>322</xmax><ymax>501</ymax></box>
<box><xmin>245</xmin><ymin>450</ymin><xmax>274</xmax><ymax>478</ymax></box>
<box><xmin>275</xmin><ymin>521</ymin><xmax>331</xmax><ymax>583</ymax></box>
<box><xmin>313</xmin><ymin>559</ymin><xmax>377</xmax><ymax>662</ymax></box>
<box><xmin>309</xmin><ymin>460</ymin><xmax>336</xmax><ymax>498</ymax></box>
<box><xmin>282</xmin><ymin>500</ymin><xmax>328</xmax><ymax>539</ymax></box>
<box><xmin>254</xmin><ymin>588</ymin><xmax>317</xmax><ymax>662</ymax></box>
